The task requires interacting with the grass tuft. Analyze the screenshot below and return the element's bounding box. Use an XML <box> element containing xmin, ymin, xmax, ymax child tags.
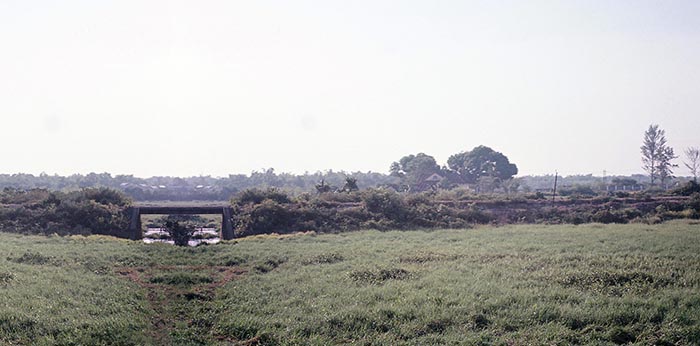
<box><xmin>149</xmin><ymin>272</ymin><xmax>213</xmax><ymax>286</ymax></box>
<box><xmin>0</xmin><ymin>271</ymin><xmax>14</xmax><ymax>285</ymax></box>
<box><xmin>254</xmin><ymin>256</ymin><xmax>287</xmax><ymax>273</ymax></box>
<box><xmin>349</xmin><ymin>268</ymin><xmax>411</xmax><ymax>284</ymax></box>
<box><xmin>7</xmin><ymin>251</ymin><xmax>58</xmax><ymax>265</ymax></box>
<box><xmin>607</xmin><ymin>326</ymin><xmax>637</xmax><ymax>344</ymax></box>
<box><xmin>302</xmin><ymin>252</ymin><xmax>344</xmax><ymax>265</ymax></box>
<box><xmin>399</xmin><ymin>251</ymin><xmax>453</xmax><ymax>263</ymax></box>
<box><xmin>561</xmin><ymin>270</ymin><xmax>672</xmax><ymax>295</ymax></box>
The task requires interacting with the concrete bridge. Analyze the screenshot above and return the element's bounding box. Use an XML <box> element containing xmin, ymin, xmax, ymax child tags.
<box><xmin>127</xmin><ymin>206</ymin><xmax>234</xmax><ymax>240</ymax></box>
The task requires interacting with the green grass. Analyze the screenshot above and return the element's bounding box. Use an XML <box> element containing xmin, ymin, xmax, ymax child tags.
<box><xmin>1</xmin><ymin>221</ymin><xmax>700</xmax><ymax>345</ymax></box>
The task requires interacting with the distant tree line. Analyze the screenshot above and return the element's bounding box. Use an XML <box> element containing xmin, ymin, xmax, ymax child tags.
<box><xmin>1</xmin><ymin>139</ymin><xmax>697</xmax><ymax>202</ymax></box>
<box><xmin>0</xmin><ymin>170</ymin><xmax>397</xmax><ymax>201</ymax></box>
<box><xmin>3</xmin><ymin>171</ymin><xmax>673</xmax><ymax>199</ymax></box>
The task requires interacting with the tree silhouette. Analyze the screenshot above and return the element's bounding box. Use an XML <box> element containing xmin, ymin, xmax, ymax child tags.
<box><xmin>684</xmin><ymin>147</ymin><xmax>699</xmax><ymax>183</ymax></box>
<box><xmin>641</xmin><ymin>125</ymin><xmax>676</xmax><ymax>186</ymax></box>
<box><xmin>447</xmin><ymin>146</ymin><xmax>518</xmax><ymax>184</ymax></box>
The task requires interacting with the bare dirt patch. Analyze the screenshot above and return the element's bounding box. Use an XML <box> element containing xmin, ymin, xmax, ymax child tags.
<box><xmin>115</xmin><ymin>265</ymin><xmax>246</xmax><ymax>344</ymax></box>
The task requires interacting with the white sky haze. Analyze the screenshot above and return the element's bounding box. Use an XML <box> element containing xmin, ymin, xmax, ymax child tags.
<box><xmin>1</xmin><ymin>1</ymin><xmax>699</xmax><ymax>177</ymax></box>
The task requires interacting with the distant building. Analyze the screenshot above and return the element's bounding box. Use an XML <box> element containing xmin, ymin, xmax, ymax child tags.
<box><xmin>424</xmin><ymin>173</ymin><xmax>443</xmax><ymax>183</ymax></box>
<box><xmin>417</xmin><ymin>173</ymin><xmax>443</xmax><ymax>191</ymax></box>
<box><xmin>606</xmin><ymin>184</ymin><xmax>644</xmax><ymax>192</ymax></box>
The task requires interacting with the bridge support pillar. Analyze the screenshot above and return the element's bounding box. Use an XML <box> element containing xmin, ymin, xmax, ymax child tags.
<box><xmin>222</xmin><ymin>207</ymin><xmax>235</xmax><ymax>240</ymax></box>
<box><xmin>127</xmin><ymin>207</ymin><xmax>142</xmax><ymax>240</ymax></box>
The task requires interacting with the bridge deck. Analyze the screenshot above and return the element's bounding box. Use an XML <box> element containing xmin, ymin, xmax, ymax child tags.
<box><xmin>137</xmin><ymin>206</ymin><xmax>229</xmax><ymax>215</ymax></box>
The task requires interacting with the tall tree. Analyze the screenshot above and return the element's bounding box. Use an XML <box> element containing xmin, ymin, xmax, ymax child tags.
<box><xmin>447</xmin><ymin>146</ymin><xmax>518</xmax><ymax>184</ymax></box>
<box><xmin>390</xmin><ymin>153</ymin><xmax>441</xmax><ymax>191</ymax></box>
<box><xmin>657</xmin><ymin>146</ymin><xmax>678</xmax><ymax>186</ymax></box>
<box><xmin>641</xmin><ymin>124</ymin><xmax>676</xmax><ymax>186</ymax></box>
<box><xmin>684</xmin><ymin>147</ymin><xmax>700</xmax><ymax>183</ymax></box>
<box><xmin>341</xmin><ymin>176</ymin><xmax>359</xmax><ymax>192</ymax></box>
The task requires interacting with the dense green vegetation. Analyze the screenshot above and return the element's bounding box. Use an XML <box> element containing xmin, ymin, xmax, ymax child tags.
<box><xmin>230</xmin><ymin>187</ymin><xmax>700</xmax><ymax>236</ymax></box>
<box><xmin>1</xmin><ymin>222</ymin><xmax>699</xmax><ymax>345</ymax></box>
<box><xmin>0</xmin><ymin>187</ymin><xmax>132</xmax><ymax>237</ymax></box>
<box><xmin>2</xmin><ymin>184</ymin><xmax>699</xmax><ymax>238</ymax></box>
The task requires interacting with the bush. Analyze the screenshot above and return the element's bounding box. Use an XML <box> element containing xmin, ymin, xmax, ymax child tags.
<box><xmin>227</xmin><ymin>188</ymin><xmax>684</xmax><ymax>235</ymax></box>
<box><xmin>315</xmin><ymin>191</ymin><xmax>362</xmax><ymax>204</ymax></box>
<box><xmin>559</xmin><ymin>185</ymin><xmax>597</xmax><ymax>197</ymax></box>
<box><xmin>526</xmin><ymin>192</ymin><xmax>546</xmax><ymax>200</ymax></box>
<box><xmin>614</xmin><ymin>191</ymin><xmax>630</xmax><ymax>198</ymax></box>
<box><xmin>456</xmin><ymin>205</ymin><xmax>492</xmax><ymax>224</ymax></box>
<box><xmin>233</xmin><ymin>200</ymin><xmax>295</xmax><ymax>236</ymax></box>
<box><xmin>81</xmin><ymin>187</ymin><xmax>132</xmax><ymax>206</ymax></box>
<box><xmin>165</xmin><ymin>221</ymin><xmax>195</xmax><ymax>246</ymax></box>
<box><xmin>0</xmin><ymin>188</ymin><xmax>131</xmax><ymax>237</ymax></box>
<box><xmin>619</xmin><ymin>208</ymin><xmax>642</xmax><ymax>220</ymax></box>
<box><xmin>362</xmin><ymin>189</ymin><xmax>409</xmax><ymax>222</ymax></box>
<box><xmin>233</xmin><ymin>188</ymin><xmax>291</xmax><ymax>205</ymax></box>
<box><xmin>673</xmin><ymin>181</ymin><xmax>700</xmax><ymax>196</ymax></box>
<box><xmin>688</xmin><ymin>193</ymin><xmax>700</xmax><ymax>211</ymax></box>
<box><xmin>592</xmin><ymin>210</ymin><xmax>628</xmax><ymax>224</ymax></box>
<box><xmin>645</xmin><ymin>186</ymin><xmax>667</xmax><ymax>195</ymax></box>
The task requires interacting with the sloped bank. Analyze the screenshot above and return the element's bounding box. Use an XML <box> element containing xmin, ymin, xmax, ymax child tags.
<box><xmin>1</xmin><ymin>186</ymin><xmax>698</xmax><ymax>238</ymax></box>
<box><xmin>230</xmin><ymin>188</ymin><xmax>700</xmax><ymax>237</ymax></box>
<box><xmin>0</xmin><ymin>187</ymin><xmax>131</xmax><ymax>237</ymax></box>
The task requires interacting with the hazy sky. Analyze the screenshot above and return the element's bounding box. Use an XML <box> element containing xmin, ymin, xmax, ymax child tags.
<box><xmin>1</xmin><ymin>1</ymin><xmax>699</xmax><ymax>178</ymax></box>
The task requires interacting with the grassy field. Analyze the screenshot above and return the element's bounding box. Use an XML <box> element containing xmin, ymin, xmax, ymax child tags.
<box><xmin>1</xmin><ymin>222</ymin><xmax>699</xmax><ymax>345</ymax></box>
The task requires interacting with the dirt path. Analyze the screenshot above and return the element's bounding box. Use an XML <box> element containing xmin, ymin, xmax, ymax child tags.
<box><xmin>116</xmin><ymin>265</ymin><xmax>246</xmax><ymax>345</ymax></box>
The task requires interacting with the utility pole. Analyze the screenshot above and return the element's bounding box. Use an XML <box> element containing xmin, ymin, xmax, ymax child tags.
<box><xmin>552</xmin><ymin>171</ymin><xmax>558</xmax><ymax>202</ymax></box>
